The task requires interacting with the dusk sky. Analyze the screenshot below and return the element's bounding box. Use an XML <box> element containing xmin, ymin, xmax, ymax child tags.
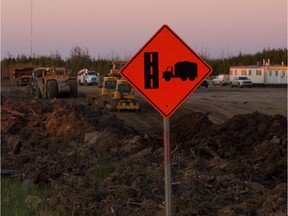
<box><xmin>1</xmin><ymin>0</ymin><xmax>287</xmax><ymax>60</ymax></box>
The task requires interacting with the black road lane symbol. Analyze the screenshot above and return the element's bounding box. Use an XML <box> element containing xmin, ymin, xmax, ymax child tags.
<box><xmin>144</xmin><ymin>52</ymin><xmax>159</xmax><ymax>89</ymax></box>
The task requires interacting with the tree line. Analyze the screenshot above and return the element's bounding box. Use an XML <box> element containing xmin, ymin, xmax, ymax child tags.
<box><xmin>208</xmin><ymin>48</ymin><xmax>287</xmax><ymax>75</ymax></box>
<box><xmin>1</xmin><ymin>46</ymin><xmax>287</xmax><ymax>79</ymax></box>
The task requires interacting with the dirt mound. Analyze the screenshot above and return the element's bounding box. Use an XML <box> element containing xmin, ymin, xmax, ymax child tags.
<box><xmin>171</xmin><ymin>112</ymin><xmax>287</xmax><ymax>215</ymax></box>
<box><xmin>1</xmin><ymin>97</ymin><xmax>287</xmax><ymax>215</ymax></box>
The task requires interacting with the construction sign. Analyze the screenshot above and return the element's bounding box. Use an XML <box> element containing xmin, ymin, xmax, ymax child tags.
<box><xmin>120</xmin><ymin>24</ymin><xmax>212</xmax><ymax>118</ymax></box>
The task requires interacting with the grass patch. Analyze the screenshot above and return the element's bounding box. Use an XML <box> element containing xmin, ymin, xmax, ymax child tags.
<box><xmin>86</xmin><ymin>157</ymin><xmax>115</xmax><ymax>185</ymax></box>
<box><xmin>1</xmin><ymin>177</ymin><xmax>59</xmax><ymax>216</ymax></box>
<box><xmin>96</xmin><ymin>159</ymin><xmax>115</xmax><ymax>180</ymax></box>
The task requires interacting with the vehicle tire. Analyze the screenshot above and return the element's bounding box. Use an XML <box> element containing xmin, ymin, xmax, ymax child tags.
<box><xmin>69</xmin><ymin>80</ymin><xmax>78</xmax><ymax>98</ymax></box>
<box><xmin>47</xmin><ymin>80</ymin><xmax>58</xmax><ymax>98</ymax></box>
<box><xmin>181</xmin><ymin>76</ymin><xmax>188</xmax><ymax>81</ymax></box>
<box><xmin>188</xmin><ymin>75</ymin><xmax>195</xmax><ymax>81</ymax></box>
<box><xmin>165</xmin><ymin>77</ymin><xmax>171</xmax><ymax>81</ymax></box>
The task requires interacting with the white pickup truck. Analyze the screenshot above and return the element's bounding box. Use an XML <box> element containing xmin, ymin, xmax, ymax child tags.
<box><xmin>77</xmin><ymin>69</ymin><xmax>98</xmax><ymax>85</ymax></box>
<box><xmin>212</xmin><ymin>74</ymin><xmax>230</xmax><ymax>86</ymax></box>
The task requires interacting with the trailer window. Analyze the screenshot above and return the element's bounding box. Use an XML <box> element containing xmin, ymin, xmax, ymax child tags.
<box><xmin>241</xmin><ymin>70</ymin><xmax>247</xmax><ymax>75</ymax></box>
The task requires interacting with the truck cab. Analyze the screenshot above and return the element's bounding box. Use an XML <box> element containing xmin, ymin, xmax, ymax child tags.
<box><xmin>14</xmin><ymin>67</ymin><xmax>34</xmax><ymax>86</ymax></box>
<box><xmin>77</xmin><ymin>69</ymin><xmax>98</xmax><ymax>85</ymax></box>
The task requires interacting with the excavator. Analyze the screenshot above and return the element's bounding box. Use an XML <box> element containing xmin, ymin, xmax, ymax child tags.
<box><xmin>87</xmin><ymin>76</ymin><xmax>140</xmax><ymax>112</ymax></box>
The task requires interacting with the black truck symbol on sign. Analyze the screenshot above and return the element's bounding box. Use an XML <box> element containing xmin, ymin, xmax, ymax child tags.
<box><xmin>162</xmin><ymin>61</ymin><xmax>198</xmax><ymax>81</ymax></box>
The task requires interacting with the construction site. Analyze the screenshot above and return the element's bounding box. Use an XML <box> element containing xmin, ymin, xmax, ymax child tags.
<box><xmin>2</xmin><ymin>0</ymin><xmax>287</xmax><ymax>214</ymax></box>
<box><xmin>1</xmin><ymin>75</ymin><xmax>287</xmax><ymax>215</ymax></box>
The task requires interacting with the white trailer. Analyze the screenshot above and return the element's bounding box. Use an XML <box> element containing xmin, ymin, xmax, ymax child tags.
<box><xmin>265</xmin><ymin>66</ymin><xmax>287</xmax><ymax>84</ymax></box>
<box><xmin>230</xmin><ymin>62</ymin><xmax>287</xmax><ymax>85</ymax></box>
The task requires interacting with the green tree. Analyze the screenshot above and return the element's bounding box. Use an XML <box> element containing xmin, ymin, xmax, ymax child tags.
<box><xmin>66</xmin><ymin>46</ymin><xmax>92</xmax><ymax>75</ymax></box>
<box><xmin>207</xmin><ymin>48</ymin><xmax>287</xmax><ymax>75</ymax></box>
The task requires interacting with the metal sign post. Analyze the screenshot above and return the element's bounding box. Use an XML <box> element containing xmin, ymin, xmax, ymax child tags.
<box><xmin>163</xmin><ymin>117</ymin><xmax>172</xmax><ymax>216</ymax></box>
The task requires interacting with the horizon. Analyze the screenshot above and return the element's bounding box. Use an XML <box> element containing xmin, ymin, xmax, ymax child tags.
<box><xmin>1</xmin><ymin>47</ymin><xmax>287</xmax><ymax>62</ymax></box>
<box><xmin>1</xmin><ymin>0</ymin><xmax>287</xmax><ymax>60</ymax></box>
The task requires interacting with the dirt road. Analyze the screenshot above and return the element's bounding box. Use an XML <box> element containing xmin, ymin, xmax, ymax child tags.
<box><xmin>77</xmin><ymin>85</ymin><xmax>287</xmax><ymax>132</ymax></box>
<box><xmin>2</xmin><ymin>84</ymin><xmax>286</xmax><ymax>133</ymax></box>
<box><xmin>2</xmin><ymin>86</ymin><xmax>287</xmax><ymax>132</ymax></box>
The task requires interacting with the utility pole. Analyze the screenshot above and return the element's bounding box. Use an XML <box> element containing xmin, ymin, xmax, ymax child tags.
<box><xmin>30</xmin><ymin>0</ymin><xmax>33</xmax><ymax>57</ymax></box>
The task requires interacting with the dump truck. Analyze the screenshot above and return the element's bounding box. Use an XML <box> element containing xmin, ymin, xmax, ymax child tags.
<box><xmin>14</xmin><ymin>67</ymin><xmax>34</xmax><ymax>86</ymax></box>
<box><xmin>30</xmin><ymin>67</ymin><xmax>78</xmax><ymax>98</ymax></box>
<box><xmin>87</xmin><ymin>76</ymin><xmax>139</xmax><ymax>112</ymax></box>
<box><xmin>77</xmin><ymin>69</ymin><xmax>98</xmax><ymax>85</ymax></box>
<box><xmin>162</xmin><ymin>61</ymin><xmax>198</xmax><ymax>81</ymax></box>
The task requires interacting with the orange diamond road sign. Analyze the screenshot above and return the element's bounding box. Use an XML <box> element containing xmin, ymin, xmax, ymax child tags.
<box><xmin>120</xmin><ymin>24</ymin><xmax>212</xmax><ymax>118</ymax></box>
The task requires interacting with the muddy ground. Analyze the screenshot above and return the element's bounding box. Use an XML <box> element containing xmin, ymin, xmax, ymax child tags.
<box><xmin>1</xmin><ymin>83</ymin><xmax>287</xmax><ymax>215</ymax></box>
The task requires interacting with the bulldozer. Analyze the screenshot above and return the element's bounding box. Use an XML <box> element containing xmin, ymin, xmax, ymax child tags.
<box><xmin>87</xmin><ymin>76</ymin><xmax>117</xmax><ymax>105</ymax></box>
<box><xmin>30</xmin><ymin>67</ymin><xmax>78</xmax><ymax>98</ymax></box>
<box><xmin>87</xmin><ymin>76</ymin><xmax>140</xmax><ymax>112</ymax></box>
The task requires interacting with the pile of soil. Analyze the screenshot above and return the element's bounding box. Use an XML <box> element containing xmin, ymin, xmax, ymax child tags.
<box><xmin>1</xmin><ymin>95</ymin><xmax>287</xmax><ymax>215</ymax></box>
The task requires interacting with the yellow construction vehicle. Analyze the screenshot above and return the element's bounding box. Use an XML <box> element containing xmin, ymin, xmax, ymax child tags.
<box><xmin>30</xmin><ymin>67</ymin><xmax>78</xmax><ymax>98</ymax></box>
<box><xmin>87</xmin><ymin>76</ymin><xmax>140</xmax><ymax>112</ymax></box>
<box><xmin>14</xmin><ymin>67</ymin><xmax>34</xmax><ymax>86</ymax></box>
<box><xmin>87</xmin><ymin>76</ymin><xmax>117</xmax><ymax>105</ymax></box>
<box><xmin>108</xmin><ymin>61</ymin><xmax>126</xmax><ymax>77</ymax></box>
